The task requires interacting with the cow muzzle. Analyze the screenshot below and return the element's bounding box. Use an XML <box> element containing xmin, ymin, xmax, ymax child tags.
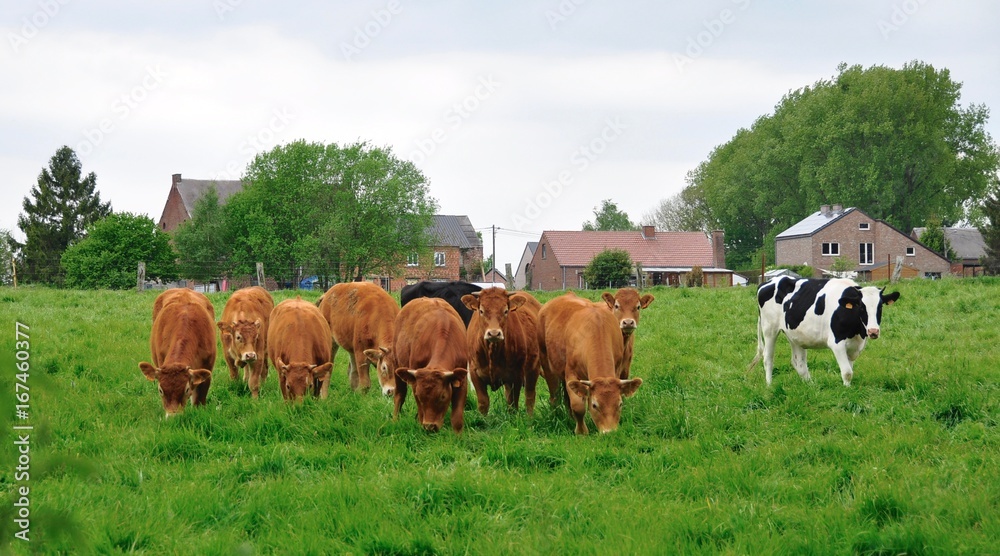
<box><xmin>382</xmin><ymin>385</ymin><xmax>395</xmax><ymax>397</ymax></box>
<box><xmin>241</xmin><ymin>352</ymin><xmax>257</xmax><ymax>362</ymax></box>
<box><xmin>620</xmin><ymin>320</ymin><xmax>637</xmax><ymax>334</ymax></box>
<box><xmin>422</xmin><ymin>422</ymin><xmax>441</xmax><ymax>433</ymax></box>
<box><xmin>484</xmin><ymin>329</ymin><xmax>504</xmax><ymax>342</ymax></box>
<box><xmin>867</xmin><ymin>328</ymin><xmax>880</xmax><ymax>339</ymax></box>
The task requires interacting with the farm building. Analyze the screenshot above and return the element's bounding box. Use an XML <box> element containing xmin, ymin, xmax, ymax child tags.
<box><xmin>775</xmin><ymin>205</ymin><xmax>951</xmax><ymax>279</ymax></box>
<box><xmin>527</xmin><ymin>227</ymin><xmax>732</xmax><ymax>290</ymax></box>
<box><xmin>158</xmin><ymin>173</ymin><xmax>243</xmax><ymax>232</ymax></box>
<box><xmin>911</xmin><ymin>226</ymin><xmax>987</xmax><ymax>277</ymax></box>
<box><xmin>512</xmin><ymin>241</ymin><xmax>538</xmax><ymax>290</ymax></box>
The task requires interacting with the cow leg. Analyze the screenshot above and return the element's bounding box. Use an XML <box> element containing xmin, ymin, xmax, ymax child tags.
<box><xmin>451</xmin><ymin>378</ymin><xmax>468</xmax><ymax>434</ymax></box>
<box><xmin>523</xmin><ymin>361</ymin><xmax>539</xmax><ymax>416</ymax></box>
<box><xmin>248</xmin><ymin>360</ymin><xmax>263</xmax><ymax>399</ymax></box>
<box><xmin>504</xmin><ymin>379</ymin><xmax>522</xmax><ymax>411</ymax></box>
<box><xmin>567</xmin><ymin>386</ymin><xmax>588</xmax><ymax>435</ymax></box>
<box><xmin>353</xmin><ymin>349</ymin><xmax>372</xmax><ymax>391</ymax></box>
<box><xmin>393</xmin><ymin>375</ymin><xmax>407</xmax><ymax>420</ymax></box>
<box><xmin>790</xmin><ymin>343</ymin><xmax>811</xmax><ymax>382</ymax></box>
<box><xmin>224</xmin><ymin>353</ymin><xmax>239</xmax><ymax>381</ymax></box>
<box><xmin>832</xmin><ymin>346</ymin><xmax>855</xmax><ymax>386</ymax></box>
<box><xmin>347</xmin><ymin>352</ymin><xmax>359</xmax><ymax>390</ymax></box>
<box><xmin>761</xmin><ymin>324</ymin><xmax>779</xmax><ymax>386</ymax></box>
<box><xmin>469</xmin><ymin>365</ymin><xmax>490</xmax><ymax>416</ymax></box>
<box><xmin>192</xmin><ymin>377</ymin><xmax>211</xmax><ymax>407</ymax></box>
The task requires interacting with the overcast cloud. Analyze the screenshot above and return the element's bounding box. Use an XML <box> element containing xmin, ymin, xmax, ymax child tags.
<box><xmin>2</xmin><ymin>0</ymin><xmax>997</xmax><ymax>270</ymax></box>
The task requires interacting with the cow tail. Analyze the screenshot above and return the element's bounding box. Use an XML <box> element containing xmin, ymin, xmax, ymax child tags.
<box><xmin>747</xmin><ymin>312</ymin><xmax>763</xmax><ymax>372</ymax></box>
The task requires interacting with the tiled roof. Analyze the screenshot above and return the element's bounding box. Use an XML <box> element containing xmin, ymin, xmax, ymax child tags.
<box><xmin>541</xmin><ymin>230</ymin><xmax>715</xmax><ymax>268</ymax></box>
<box><xmin>912</xmin><ymin>227</ymin><xmax>986</xmax><ymax>260</ymax></box>
<box><xmin>430</xmin><ymin>215</ymin><xmax>481</xmax><ymax>249</ymax></box>
<box><xmin>176</xmin><ymin>178</ymin><xmax>244</xmax><ymax>216</ymax></box>
<box><xmin>776</xmin><ymin>207</ymin><xmax>856</xmax><ymax>238</ymax></box>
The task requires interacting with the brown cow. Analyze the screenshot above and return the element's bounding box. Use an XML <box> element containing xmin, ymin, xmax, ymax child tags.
<box><xmin>267</xmin><ymin>297</ymin><xmax>334</xmax><ymax>401</ymax></box>
<box><xmin>462</xmin><ymin>287</ymin><xmax>541</xmax><ymax>416</ymax></box>
<box><xmin>392</xmin><ymin>297</ymin><xmax>469</xmax><ymax>433</ymax></box>
<box><xmin>600</xmin><ymin>288</ymin><xmax>654</xmax><ymax>379</ymax></box>
<box><xmin>318</xmin><ymin>282</ymin><xmax>399</xmax><ymax>396</ymax></box>
<box><xmin>217</xmin><ymin>286</ymin><xmax>274</xmax><ymax>398</ymax></box>
<box><xmin>538</xmin><ymin>293</ymin><xmax>642</xmax><ymax>434</ymax></box>
<box><xmin>139</xmin><ymin>288</ymin><xmax>216</xmax><ymax>416</ymax></box>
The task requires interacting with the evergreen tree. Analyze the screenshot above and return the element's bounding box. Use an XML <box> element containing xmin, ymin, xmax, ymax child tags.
<box><xmin>17</xmin><ymin>146</ymin><xmax>111</xmax><ymax>284</ymax></box>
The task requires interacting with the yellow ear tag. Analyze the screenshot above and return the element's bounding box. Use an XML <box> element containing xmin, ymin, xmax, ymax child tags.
<box><xmin>845</xmin><ymin>303</ymin><xmax>853</xmax><ymax>309</ymax></box>
<box><xmin>453</xmin><ymin>381</ymin><xmax>462</xmax><ymax>388</ymax></box>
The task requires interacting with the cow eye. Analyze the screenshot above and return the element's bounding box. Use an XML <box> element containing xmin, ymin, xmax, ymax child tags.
<box><xmin>591</xmin><ymin>400</ymin><xmax>599</xmax><ymax>409</ymax></box>
<box><xmin>235</xmin><ymin>334</ymin><xmax>242</xmax><ymax>342</ymax></box>
<box><xmin>614</xmin><ymin>303</ymin><xmax>620</xmax><ymax>309</ymax></box>
<box><xmin>635</xmin><ymin>304</ymin><xmax>641</xmax><ymax>311</ymax></box>
<box><xmin>503</xmin><ymin>308</ymin><xmax>509</xmax><ymax>315</ymax></box>
<box><xmin>479</xmin><ymin>308</ymin><xmax>484</xmax><ymax>315</ymax></box>
<box><xmin>157</xmin><ymin>385</ymin><xmax>163</xmax><ymax>395</ymax></box>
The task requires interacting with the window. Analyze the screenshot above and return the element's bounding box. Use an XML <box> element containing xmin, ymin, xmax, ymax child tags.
<box><xmin>906</xmin><ymin>247</ymin><xmax>915</xmax><ymax>256</ymax></box>
<box><xmin>923</xmin><ymin>272</ymin><xmax>941</xmax><ymax>280</ymax></box>
<box><xmin>541</xmin><ymin>244</ymin><xmax>547</xmax><ymax>259</ymax></box>
<box><xmin>859</xmin><ymin>243</ymin><xmax>873</xmax><ymax>265</ymax></box>
<box><xmin>406</xmin><ymin>253</ymin><xmax>419</xmax><ymax>267</ymax></box>
<box><xmin>822</xmin><ymin>242</ymin><xmax>840</xmax><ymax>256</ymax></box>
<box><xmin>434</xmin><ymin>251</ymin><xmax>446</xmax><ymax>267</ymax></box>
<box><xmin>378</xmin><ymin>277</ymin><xmax>391</xmax><ymax>291</ymax></box>
<box><xmin>859</xmin><ymin>222</ymin><xmax>870</xmax><ymax>230</ymax></box>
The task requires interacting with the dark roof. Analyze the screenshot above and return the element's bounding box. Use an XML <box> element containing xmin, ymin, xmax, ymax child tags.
<box><xmin>176</xmin><ymin>178</ymin><xmax>243</xmax><ymax>216</ymax></box>
<box><xmin>776</xmin><ymin>207</ymin><xmax>856</xmax><ymax>239</ymax></box>
<box><xmin>540</xmin><ymin>230</ymin><xmax>717</xmax><ymax>268</ymax></box>
<box><xmin>430</xmin><ymin>215</ymin><xmax>481</xmax><ymax>249</ymax></box>
<box><xmin>526</xmin><ymin>241</ymin><xmax>538</xmax><ymax>254</ymax></box>
<box><xmin>912</xmin><ymin>227</ymin><xmax>986</xmax><ymax>260</ymax></box>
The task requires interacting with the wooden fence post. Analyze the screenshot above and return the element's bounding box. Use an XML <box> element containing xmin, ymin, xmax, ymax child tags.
<box><xmin>256</xmin><ymin>262</ymin><xmax>265</xmax><ymax>289</ymax></box>
<box><xmin>504</xmin><ymin>263</ymin><xmax>513</xmax><ymax>289</ymax></box>
<box><xmin>891</xmin><ymin>256</ymin><xmax>904</xmax><ymax>283</ymax></box>
<box><xmin>11</xmin><ymin>255</ymin><xmax>16</xmax><ymax>289</ymax></box>
<box><xmin>136</xmin><ymin>261</ymin><xmax>146</xmax><ymax>292</ymax></box>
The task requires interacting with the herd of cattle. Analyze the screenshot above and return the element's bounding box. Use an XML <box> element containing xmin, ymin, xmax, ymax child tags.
<box><xmin>137</xmin><ymin>276</ymin><xmax>899</xmax><ymax>434</ymax></box>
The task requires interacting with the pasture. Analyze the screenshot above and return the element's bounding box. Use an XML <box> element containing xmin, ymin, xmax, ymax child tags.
<box><xmin>1</xmin><ymin>278</ymin><xmax>998</xmax><ymax>554</ymax></box>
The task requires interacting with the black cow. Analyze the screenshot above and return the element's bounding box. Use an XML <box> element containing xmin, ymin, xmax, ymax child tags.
<box><xmin>401</xmin><ymin>281</ymin><xmax>482</xmax><ymax>327</ymax></box>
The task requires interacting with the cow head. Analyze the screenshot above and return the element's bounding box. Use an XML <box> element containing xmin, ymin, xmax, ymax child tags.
<box><xmin>217</xmin><ymin>319</ymin><xmax>262</xmax><ymax>366</ymax></box>
<box><xmin>601</xmin><ymin>288</ymin><xmax>655</xmax><ymax>336</ymax></box>
<box><xmin>859</xmin><ymin>287</ymin><xmax>900</xmax><ymax>339</ymax></box>
<box><xmin>139</xmin><ymin>362</ymin><xmax>212</xmax><ymax>417</ymax></box>
<box><xmin>395</xmin><ymin>367</ymin><xmax>468</xmax><ymax>433</ymax></box>
<box><xmin>462</xmin><ymin>289</ymin><xmax>528</xmax><ymax>343</ymax></box>
<box><xmin>567</xmin><ymin>377</ymin><xmax>642</xmax><ymax>433</ymax></box>
<box><xmin>834</xmin><ymin>286</ymin><xmax>900</xmax><ymax>341</ymax></box>
<box><xmin>276</xmin><ymin>357</ymin><xmax>332</xmax><ymax>401</ymax></box>
<box><xmin>364</xmin><ymin>346</ymin><xmax>398</xmax><ymax>396</ymax></box>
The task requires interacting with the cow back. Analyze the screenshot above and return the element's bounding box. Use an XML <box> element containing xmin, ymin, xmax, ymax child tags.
<box><xmin>151</xmin><ymin>289</ymin><xmax>217</xmax><ymax>370</ymax></box>
<box><xmin>319</xmin><ymin>282</ymin><xmax>399</xmax><ymax>350</ymax></box>
<box><xmin>395</xmin><ymin>297</ymin><xmax>467</xmax><ymax>371</ymax></box>
<box><xmin>268</xmin><ymin>298</ymin><xmax>333</xmax><ymax>366</ymax></box>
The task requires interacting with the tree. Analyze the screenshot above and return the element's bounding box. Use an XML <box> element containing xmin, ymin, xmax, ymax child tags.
<box><xmin>0</xmin><ymin>229</ymin><xmax>16</xmax><ymax>286</ymax></box>
<box><xmin>641</xmin><ymin>192</ymin><xmax>707</xmax><ymax>231</ymax></box>
<box><xmin>980</xmin><ymin>191</ymin><xmax>1000</xmax><ymax>275</ymax></box>
<box><xmin>227</xmin><ymin>140</ymin><xmax>437</xmax><ymax>284</ymax></box>
<box><xmin>61</xmin><ymin>213</ymin><xmax>177</xmax><ymax>290</ymax></box>
<box><xmin>583</xmin><ymin>248</ymin><xmax>633</xmax><ymax>288</ymax></box>
<box><xmin>173</xmin><ymin>184</ymin><xmax>232</xmax><ymax>282</ymax></box>
<box><xmin>17</xmin><ymin>146</ymin><xmax>112</xmax><ymax>284</ymax></box>
<box><xmin>918</xmin><ymin>215</ymin><xmax>955</xmax><ymax>260</ymax></box>
<box><xmin>683</xmin><ymin>61</ymin><xmax>999</xmax><ymax>268</ymax></box>
<box><xmin>583</xmin><ymin>199</ymin><xmax>637</xmax><ymax>231</ymax></box>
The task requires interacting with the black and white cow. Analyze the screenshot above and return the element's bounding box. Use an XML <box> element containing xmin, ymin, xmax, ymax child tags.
<box><xmin>749</xmin><ymin>277</ymin><xmax>900</xmax><ymax>386</ymax></box>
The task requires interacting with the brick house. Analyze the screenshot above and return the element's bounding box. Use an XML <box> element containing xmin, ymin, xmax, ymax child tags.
<box><xmin>157</xmin><ymin>173</ymin><xmax>243</xmax><ymax>232</ymax></box>
<box><xmin>377</xmin><ymin>215</ymin><xmax>484</xmax><ymax>292</ymax></box>
<box><xmin>513</xmin><ymin>242</ymin><xmax>538</xmax><ymax>289</ymax></box>
<box><xmin>911</xmin><ymin>226</ymin><xmax>987</xmax><ymax>277</ymax></box>
<box><xmin>528</xmin><ymin>227</ymin><xmax>731</xmax><ymax>290</ymax></box>
<box><xmin>775</xmin><ymin>205</ymin><xmax>951</xmax><ymax>279</ymax></box>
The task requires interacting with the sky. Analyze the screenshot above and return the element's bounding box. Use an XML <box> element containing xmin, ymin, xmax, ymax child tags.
<box><xmin>2</xmin><ymin>0</ymin><xmax>998</xmax><ymax>275</ymax></box>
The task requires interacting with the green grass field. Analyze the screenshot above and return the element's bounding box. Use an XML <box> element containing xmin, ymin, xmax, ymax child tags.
<box><xmin>1</xmin><ymin>278</ymin><xmax>998</xmax><ymax>554</ymax></box>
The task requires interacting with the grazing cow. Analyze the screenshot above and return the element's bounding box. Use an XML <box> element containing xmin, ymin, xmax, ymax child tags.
<box><xmin>401</xmin><ymin>280</ymin><xmax>482</xmax><ymax>327</ymax></box>
<box><xmin>392</xmin><ymin>297</ymin><xmax>469</xmax><ymax>433</ymax></box>
<box><xmin>267</xmin><ymin>297</ymin><xmax>334</xmax><ymax>401</ymax></box>
<box><xmin>749</xmin><ymin>277</ymin><xmax>900</xmax><ymax>386</ymax></box>
<box><xmin>318</xmin><ymin>282</ymin><xmax>399</xmax><ymax>396</ymax></box>
<box><xmin>217</xmin><ymin>286</ymin><xmax>274</xmax><ymax>398</ymax></box>
<box><xmin>461</xmin><ymin>287</ymin><xmax>541</xmax><ymax>416</ymax></box>
<box><xmin>538</xmin><ymin>293</ymin><xmax>643</xmax><ymax>435</ymax></box>
<box><xmin>139</xmin><ymin>288</ymin><xmax>216</xmax><ymax>416</ymax></box>
<box><xmin>599</xmin><ymin>288</ymin><xmax>654</xmax><ymax>379</ymax></box>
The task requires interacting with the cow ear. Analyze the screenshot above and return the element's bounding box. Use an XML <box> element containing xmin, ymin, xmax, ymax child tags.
<box><xmin>217</xmin><ymin>321</ymin><xmax>232</xmax><ymax>333</ymax></box>
<box><xmin>396</xmin><ymin>368</ymin><xmax>417</xmax><ymax>385</ymax></box>
<box><xmin>189</xmin><ymin>368</ymin><xmax>212</xmax><ymax>386</ymax></box>
<box><xmin>508</xmin><ymin>293</ymin><xmax>527</xmax><ymax>311</ymax></box>
<box><xmin>276</xmin><ymin>357</ymin><xmax>289</xmax><ymax>373</ymax></box>
<box><xmin>139</xmin><ymin>362</ymin><xmax>159</xmax><ymax>382</ymax></box>
<box><xmin>567</xmin><ymin>380</ymin><xmax>591</xmax><ymax>398</ymax></box>
<box><xmin>601</xmin><ymin>292</ymin><xmax>615</xmax><ymax>309</ymax></box>
<box><xmin>639</xmin><ymin>294</ymin><xmax>655</xmax><ymax>309</ymax></box>
<box><xmin>254</xmin><ymin>319</ymin><xmax>262</xmax><ymax>330</ymax></box>
<box><xmin>882</xmin><ymin>291</ymin><xmax>900</xmax><ymax>305</ymax></box>
<box><xmin>363</xmin><ymin>349</ymin><xmax>382</xmax><ymax>364</ymax></box>
<box><xmin>448</xmin><ymin>368</ymin><xmax>468</xmax><ymax>388</ymax></box>
<box><xmin>620</xmin><ymin>378</ymin><xmax>643</xmax><ymax>398</ymax></box>
<box><xmin>310</xmin><ymin>362</ymin><xmax>333</xmax><ymax>382</ymax></box>
<box><xmin>461</xmin><ymin>294</ymin><xmax>479</xmax><ymax>311</ymax></box>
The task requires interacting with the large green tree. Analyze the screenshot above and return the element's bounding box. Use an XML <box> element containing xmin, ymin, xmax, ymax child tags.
<box><xmin>583</xmin><ymin>248</ymin><xmax>633</xmax><ymax>288</ymax></box>
<box><xmin>61</xmin><ymin>212</ymin><xmax>177</xmax><ymax>290</ymax></box>
<box><xmin>18</xmin><ymin>146</ymin><xmax>112</xmax><ymax>284</ymax></box>
<box><xmin>918</xmin><ymin>215</ymin><xmax>955</xmax><ymax>260</ymax></box>
<box><xmin>583</xmin><ymin>199</ymin><xmax>638</xmax><ymax>231</ymax></box>
<box><xmin>684</xmin><ymin>61</ymin><xmax>999</xmax><ymax>268</ymax></box>
<box><xmin>641</xmin><ymin>192</ymin><xmax>707</xmax><ymax>232</ymax></box>
<box><xmin>173</xmin><ymin>184</ymin><xmax>232</xmax><ymax>281</ymax></box>
<box><xmin>227</xmin><ymin>140</ymin><xmax>437</xmax><ymax>284</ymax></box>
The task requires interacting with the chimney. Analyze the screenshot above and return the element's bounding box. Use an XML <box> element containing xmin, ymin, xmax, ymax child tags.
<box><xmin>642</xmin><ymin>225</ymin><xmax>656</xmax><ymax>239</ymax></box>
<box><xmin>711</xmin><ymin>230</ymin><xmax>725</xmax><ymax>269</ymax></box>
<box><xmin>820</xmin><ymin>204</ymin><xmax>831</xmax><ymax>216</ymax></box>
<box><xmin>832</xmin><ymin>204</ymin><xmax>843</xmax><ymax>213</ymax></box>
<box><xmin>172</xmin><ymin>173</ymin><xmax>182</xmax><ymax>186</ymax></box>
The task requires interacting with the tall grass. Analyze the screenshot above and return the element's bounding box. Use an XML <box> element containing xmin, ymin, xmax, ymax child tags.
<box><xmin>1</xmin><ymin>278</ymin><xmax>998</xmax><ymax>554</ymax></box>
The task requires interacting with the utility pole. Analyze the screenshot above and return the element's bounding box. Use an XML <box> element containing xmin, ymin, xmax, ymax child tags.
<box><xmin>492</xmin><ymin>225</ymin><xmax>496</xmax><ymax>284</ymax></box>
